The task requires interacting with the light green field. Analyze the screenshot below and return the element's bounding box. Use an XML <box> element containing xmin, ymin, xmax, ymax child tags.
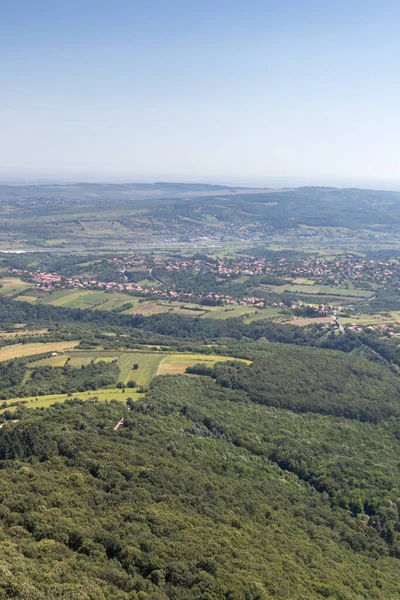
<box><xmin>27</xmin><ymin>350</ymin><xmax>121</xmax><ymax>369</ymax></box>
<box><xmin>122</xmin><ymin>301</ymin><xmax>203</xmax><ymax>317</ymax></box>
<box><xmin>116</xmin><ymin>354</ymin><xmax>146</xmax><ymax>384</ymax></box>
<box><xmin>35</xmin><ymin>289</ymin><xmax>131</xmax><ymax>310</ymax></box>
<box><xmin>38</xmin><ymin>290</ymin><xmax>85</xmax><ymax>306</ymax></box>
<box><xmin>22</xmin><ymin>349</ymin><xmax>160</xmax><ymax>386</ymax></box>
<box><xmin>338</xmin><ymin>314</ymin><xmax>397</xmax><ymax>326</ymax></box>
<box><xmin>0</xmin><ymin>277</ymin><xmax>30</xmax><ymax>296</ymax></box>
<box><xmin>50</xmin><ymin>290</ymin><xmax>109</xmax><ymax>308</ymax></box>
<box><xmin>92</xmin><ymin>294</ymin><xmax>138</xmax><ymax>311</ymax></box>
<box><xmin>1</xmin><ymin>388</ymin><xmax>144</xmax><ymax>413</ymax></box>
<box><xmin>122</xmin><ymin>353</ymin><xmax>164</xmax><ymax>386</ymax></box>
<box><xmin>36</xmin><ymin>289</ymin><xmax>77</xmax><ymax>305</ymax></box>
<box><xmin>137</xmin><ymin>278</ymin><xmax>157</xmax><ymax>287</ymax></box>
<box><xmin>156</xmin><ymin>353</ymin><xmax>249</xmax><ymax>375</ymax></box>
<box><xmin>25</xmin><ymin>348</ymin><xmax>249</xmax><ymax>388</ymax></box>
<box><xmin>0</xmin><ymin>278</ymin><xmax>288</xmax><ymax>322</ymax></box>
<box><xmin>34</xmin><ymin>289</ymin><xmax>206</xmax><ymax>317</ymax></box>
<box><xmin>67</xmin><ymin>356</ymin><xmax>94</xmax><ymax>367</ymax></box>
<box><xmin>68</xmin><ymin>350</ymin><xmax>122</xmax><ymax>358</ymax></box>
<box><xmin>14</xmin><ymin>295</ymin><xmax>39</xmax><ymax>303</ymax></box>
<box><xmin>266</xmin><ymin>284</ymin><xmax>373</xmax><ymax>298</ymax></box>
<box><xmin>28</xmin><ymin>354</ymin><xmax>69</xmax><ymax>367</ymax></box>
<box><xmin>292</xmin><ymin>278</ymin><xmax>315</xmax><ymax>285</ymax></box>
<box><xmin>31</xmin><ymin>353</ymin><xmax>120</xmax><ymax>368</ymax></box>
<box><xmin>202</xmin><ymin>305</ymin><xmax>260</xmax><ymax>320</ymax></box>
<box><xmin>123</xmin><ymin>301</ymin><xmax>174</xmax><ymax>316</ymax></box>
<box><xmin>243</xmin><ymin>307</ymin><xmax>284</xmax><ymax>323</ymax></box>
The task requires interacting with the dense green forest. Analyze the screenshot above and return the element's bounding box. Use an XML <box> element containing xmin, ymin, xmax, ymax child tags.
<box><xmin>209</xmin><ymin>346</ymin><xmax>400</xmax><ymax>422</ymax></box>
<box><xmin>2</xmin><ymin>263</ymin><xmax>400</xmax><ymax>598</ymax></box>
<box><xmin>1</xmin><ymin>378</ymin><xmax>400</xmax><ymax>599</ymax></box>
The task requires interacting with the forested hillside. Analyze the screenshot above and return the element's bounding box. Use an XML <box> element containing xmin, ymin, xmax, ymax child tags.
<box><xmin>210</xmin><ymin>346</ymin><xmax>400</xmax><ymax>422</ymax></box>
<box><xmin>1</xmin><ymin>375</ymin><xmax>400</xmax><ymax>599</ymax></box>
<box><xmin>2</xmin><ymin>268</ymin><xmax>400</xmax><ymax>598</ymax></box>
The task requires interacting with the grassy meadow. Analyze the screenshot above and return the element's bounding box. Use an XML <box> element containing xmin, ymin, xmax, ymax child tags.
<box><xmin>1</xmin><ymin>388</ymin><xmax>144</xmax><ymax>413</ymax></box>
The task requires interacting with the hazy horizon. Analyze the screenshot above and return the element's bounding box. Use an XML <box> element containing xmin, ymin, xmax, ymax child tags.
<box><xmin>4</xmin><ymin>174</ymin><xmax>400</xmax><ymax>193</ymax></box>
<box><xmin>2</xmin><ymin>1</ymin><xmax>400</xmax><ymax>186</ymax></box>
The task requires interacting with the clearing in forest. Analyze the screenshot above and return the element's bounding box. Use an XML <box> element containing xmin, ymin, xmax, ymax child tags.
<box><xmin>157</xmin><ymin>353</ymin><xmax>250</xmax><ymax>376</ymax></box>
<box><xmin>0</xmin><ymin>277</ymin><xmax>30</xmax><ymax>296</ymax></box>
<box><xmin>0</xmin><ymin>388</ymin><xmax>144</xmax><ymax>413</ymax></box>
<box><xmin>117</xmin><ymin>353</ymin><xmax>164</xmax><ymax>386</ymax></box>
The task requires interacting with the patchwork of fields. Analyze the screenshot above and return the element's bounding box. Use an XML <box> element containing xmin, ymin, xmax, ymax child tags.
<box><xmin>24</xmin><ymin>348</ymin><xmax>245</xmax><ymax>386</ymax></box>
<box><xmin>0</xmin><ymin>278</ymin><xmax>262</xmax><ymax>319</ymax></box>
<box><xmin>0</xmin><ymin>276</ymin><xmax>385</xmax><ymax>329</ymax></box>
<box><xmin>0</xmin><ymin>341</ymin><xmax>246</xmax><ymax>413</ymax></box>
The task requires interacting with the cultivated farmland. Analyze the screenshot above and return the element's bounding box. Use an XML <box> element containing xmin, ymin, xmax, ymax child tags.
<box><xmin>0</xmin><ymin>341</ymin><xmax>79</xmax><ymax>361</ymax></box>
<box><xmin>156</xmin><ymin>353</ymin><xmax>250</xmax><ymax>375</ymax></box>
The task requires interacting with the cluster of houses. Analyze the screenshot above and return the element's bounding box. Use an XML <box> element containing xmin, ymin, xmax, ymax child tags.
<box><xmin>9</xmin><ymin>267</ymin><xmax>268</xmax><ymax>308</ymax></box>
<box><xmin>105</xmin><ymin>253</ymin><xmax>400</xmax><ymax>289</ymax></box>
<box><xmin>8</xmin><ymin>253</ymin><xmax>400</xmax><ymax>323</ymax></box>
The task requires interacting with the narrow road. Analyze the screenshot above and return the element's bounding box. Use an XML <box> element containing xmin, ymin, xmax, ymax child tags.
<box><xmin>149</xmin><ymin>268</ymin><xmax>165</xmax><ymax>286</ymax></box>
<box><xmin>113</xmin><ymin>418</ymin><xmax>124</xmax><ymax>431</ymax></box>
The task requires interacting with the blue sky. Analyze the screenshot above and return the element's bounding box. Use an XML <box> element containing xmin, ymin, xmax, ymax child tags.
<box><xmin>1</xmin><ymin>0</ymin><xmax>400</xmax><ymax>186</ymax></box>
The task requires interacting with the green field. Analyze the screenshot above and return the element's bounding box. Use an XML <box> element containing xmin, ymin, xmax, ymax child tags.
<box><xmin>156</xmin><ymin>353</ymin><xmax>250</xmax><ymax>375</ymax></box>
<box><xmin>243</xmin><ymin>307</ymin><xmax>285</xmax><ymax>323</ymax></box>
<box><xmin>202</xmin><ymin>305</ymin><xmax>261</xmax><ymax>320</ymax></box>
<box><xmin>14</xmin><ymin>295</ymin><xmax>39</xmax><ymax>303</ymax></box>
<box><xmin>27</xmin><ymin>354</ymin><xmax>69</xmax><ymax>367</ymax></box>
<box><xmin>5</xmin><ymin>276</ymin><xmax>376</xmax><ymax>322</ymax></box>
<box><xmin>0</xmin><ymin>277</ymin><xmax>30</xmax><ymax>296</ymax></box>
<box><xmin>0</xmin><ymin>350</ymin><xmax>248</xmax><ymax>414</ymax></box>
<box><xmin>266</xmin><ymin>283</ymin><xmax>373</xmax><ymax>298</ymax></box>
<box><xmin>0</xmin><ymin>388</ymin><xmax>144</xmax><ymax>413</ymax></box>
<box><xmin>115</xmin><ymin>353</ymin><xmax>163</xmax><ymax>385</ymax></box>
<box><xmin>1</xmin><ymin>282</ymin><xmax>214</xmax><ymax>317</ymax></box>
<box><xmin>3</xmin><ymin>347</ymin><xmax>249</xmax><ymax>411</ymax></box>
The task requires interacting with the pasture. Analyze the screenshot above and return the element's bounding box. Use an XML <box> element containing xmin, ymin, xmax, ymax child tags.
<box><xmin>14</xmin><ymin>295</ymin><xmax>40</xmax><ymax>303</ymax></box>
<box><xmin>266</xmin><ymin>283</ymin><xmax>373</xmax><ymax>298</ymax></box>
<box><xmin>243</xmin><ymin>307</ymin><xmax>285</xmax><ymax>323</ymax></box>
<box><xmin>117</xmin><ymin>353</ymin><xmax>164</xmax><ymax>386</ymax></box>
<box><xmin>156</xmin><ymin>353</ymin><xmax>249</xmax><ymax>376</ymax></box>
<box><xmin>284</xmin><ymin>316</ymin><xmax>333</xmax><ymax>326</ymax></box>
<box><xmin>11</xmin><ymin>346</ymin><xmax>249</xmax><ymax>389</ymax></box>
<box><xmin>0</xmin><ymin>277</ymin><xmax>30</xmax><ymax>297</ymax></box>
<box><xmin>28</xmin><ymin>354</ymin><xmax>70</xmax><ymax>367</ymax></box>
<box><xmin>0</xmin><ymin>348</ymin><xmax>250</xmax><ymax>415</ymax></box>
<box><xmin>292</xmin><ymin>278</ymin><xmax>315</xmax><ymax>285</ymax></box>
<box><xmin>202</xmin><ymin>305</ymin><xmax>261</xmax><ymax>320</ymax></box>
<box><xmin>0</xmin><ymin>388</ymin><xmax>144</xmax><ymax>414</ymax></box>
<box><xmin>7</xmin><ymin>284</ymin><xmax>212</xmax><ymax>318</ymax></box>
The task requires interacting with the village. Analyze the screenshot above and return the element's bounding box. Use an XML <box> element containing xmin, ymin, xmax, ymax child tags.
<box><xmin>6</xmin><ymin>253</ymin><xmax>400</xmax><ymax>339</ymax></box>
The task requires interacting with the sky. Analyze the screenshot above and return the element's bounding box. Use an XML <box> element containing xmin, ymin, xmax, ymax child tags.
<box><xmin>1</xmin><ymin>0</ymin><xmax>400</xmax><ymax>187</ymax></box>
